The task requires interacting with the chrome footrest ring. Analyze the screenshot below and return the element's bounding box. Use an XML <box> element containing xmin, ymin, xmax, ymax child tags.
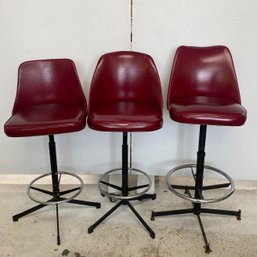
<box><xmin>165</xmin><ymin>164</ymin><xmax>235</xmax><ymax>204</ymax></box>
<box><xmin>26</xmin><ymin>171</ymin><xmax>84</xmax><ymax>205</ymax></box>
<box><xmin>98</xmin><ymin>168</ymin><xmax>152</xmax><ymax>200</ymax></box>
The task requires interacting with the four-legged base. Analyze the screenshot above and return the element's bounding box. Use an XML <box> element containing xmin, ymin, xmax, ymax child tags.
<box><xmin>151</xmin><ymin>203</ymin><xmax>241</xmax><ymax>253</ymax></box>
<box><xmin>13</xmin><ymin>185</ymin><xmax>101</xmax><ymax>245</ymax></box>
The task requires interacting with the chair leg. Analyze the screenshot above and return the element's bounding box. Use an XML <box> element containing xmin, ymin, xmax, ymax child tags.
<box><xmin>127</xmin><ymin>201</ymin><xmax>155</xmax><ymax>238</ymax></box>
<box><xmin>200</xmin><ymin>208</ymin><xmax>241</xmax><ymax>220</ymax></box>
<box><xmin>88</xmin><ymin>200</ymin><xmax>124</xmax><ymax>234</ymax></box>
<box><xmin>13</xmin><ymin>203</ymin><xmax>48</xmax><ymax>222</ymax></box>
<box><xmin>55</xmin><ymin>204</ymin><xmax>61</xmax><ymax>245</ymax></box>
<box><xmin>68</xmin><ymin>199</ymin><xmax>101</xmax><ymax>208</ymax></box>
<box><xmin>136</xmin><ymin>193</ymin><xmax>156</xmax><ymax>201</ymax></box>
<box><xmin>196</xmin><ymin>214</ymin><xmax>211</xmax><ymax>253</ymax></box>
<box><xmin>151</xmin><ymin>208</ymin><xmax>194</xmax><ymax>220</ymax></box>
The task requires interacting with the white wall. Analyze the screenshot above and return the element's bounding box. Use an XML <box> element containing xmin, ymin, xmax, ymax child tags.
<box><xmin>0</xmin><ymin>0</ymin><xmax>256</xmax><ymax>179</ymax></box>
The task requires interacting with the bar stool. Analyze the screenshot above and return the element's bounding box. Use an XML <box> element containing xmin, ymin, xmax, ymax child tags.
<box><xmin>87</xmin><ymin>51</ymin><xmax>163</xmax><ymax>238</ymax></box>
<box><xmin>151</xmin><ymin>46</ymin><xmax>247</xmax><ymax>252</ymax></box>
<box><xmin>4</xmin><ymin>59</ymin><xmax>101</xmax><ymax>245</ymax></box>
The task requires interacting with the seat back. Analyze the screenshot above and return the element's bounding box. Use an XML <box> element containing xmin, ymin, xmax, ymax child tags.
<box><xmin>89</xmin><ymin>51</ymin><xmax>162</xmax><ymax>111</ymax></box>
<box><xmin>167</xmin><ymin>46</ymin><xmax>242</xmax><ymax>107</ymax></box>
<box><xmin>12</xmin><ymin>59</ymin><xmax>86</xmax><ymax>114</ymax></box>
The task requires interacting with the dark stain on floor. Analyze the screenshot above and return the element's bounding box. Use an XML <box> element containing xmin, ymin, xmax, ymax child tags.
<box><xmin>62</xmin><ymin>249</ymin><xmax>70</xmax><ymax>256</ymax></box>
<box><xmin>61</xmin><ymin>249</ymin><xmax>85</xmax><ymax>257</ymax></box>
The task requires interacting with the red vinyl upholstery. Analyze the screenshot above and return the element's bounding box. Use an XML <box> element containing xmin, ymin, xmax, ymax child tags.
<box><xmin>167</xmin><ymin>46</ymin><xmax>247</xmax><ymax>126</ymax></box>
<box><xmin>88</xmin><ymin>51</ymin><xmax>163</xmax><ymax>132</ymax></box>
<box><xmin>4</xmin><ymin>59</ymin><xmax>87</xmax><ymax>137</ymax></box>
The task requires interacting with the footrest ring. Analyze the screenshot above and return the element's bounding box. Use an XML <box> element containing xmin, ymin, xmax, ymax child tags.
<box><xmin>27</xmin><ymin>171</ymin><xmax>84</xmax><ymax>205</ymax></box>
<box><xmin>166</xmin><ymin>164</ymin><xmax>235</xmax><ymax>204</ymax></box>
<box><xmin>98</xmin><ymin>168</ymin><xmax>152</xmax><ymax>200</ymax></box>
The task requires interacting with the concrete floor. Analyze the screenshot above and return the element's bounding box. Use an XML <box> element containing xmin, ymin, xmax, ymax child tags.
<box><xmin>0</xmin><ymin>177</ymin><xmax>257</xmax><ymax>257</ymax></box>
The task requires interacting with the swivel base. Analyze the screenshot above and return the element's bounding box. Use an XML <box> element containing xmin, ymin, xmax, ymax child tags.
<box><xmin>90</xmin><ymin>169</ymin><xmax>156</xmax><ymax>238</ymax></box>
<box><xmin>13</xmin><ymin>172</ymin><xmax>101</xmax><ymax>245</ymax></box>
<box><xmin>88</xmin><ymin>199</ymin><xmax>155</xmax><ymax>239</ymax></box>
<box><xmin>152</xmin><ymin>188</ymin><xmax>241</xmax><ymax>253</ymax></box>
<box><xmin>151</xmin><ymin>205</ymin><xmax>241</xmax><ymax>253</ymax></box>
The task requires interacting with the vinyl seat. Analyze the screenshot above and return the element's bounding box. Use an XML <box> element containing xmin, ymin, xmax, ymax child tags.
<box><xmin>4</xmin><ymin>103</ymin><xmax>85</xmax><ymax>137</ymax></box>
<box><xmin>88</xmin><ymin>102</ymin><xmax>162</xmax><ymax>132</ymax></box>
<box><xmin>169</xmin><ymin>96</ymin><xmax>246</xmax><ymax>126</ymax></box>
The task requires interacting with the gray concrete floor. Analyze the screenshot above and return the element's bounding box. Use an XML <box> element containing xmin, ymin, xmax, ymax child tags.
<box><xmin>0</xmin><ymin>177</ymin><xmax>257</xmax><ymax>257</ymax></box>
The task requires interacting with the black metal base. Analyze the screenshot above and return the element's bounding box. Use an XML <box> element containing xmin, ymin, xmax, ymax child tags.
<box><xmin>13</xmin><ymin>186</ymin><xmax>101</xmax><ymax>245</ymax></box>
<box><xmin>13</xmin><ymin>135</ymin><xmax>101</xmax><ymax>245</ymax></box>
<box><xmin>151</xmin><ymin>205</ymin><xmax>241</xmax><ymax>253</ymax></box>
<box><xmin>88</xmin><ymin>199</ymin><xmax>155</xmax><ymax>239</ymax></box>
<box><xmin>137</xmin><ymin>193</ymin><xmax>156</xmax><ymax>201</ymax></box>
<box><xmin>13</xmin><ymin>193</ymin><xmax>101</xmax><ymax>222</ymax></box>
<box><xmin>152</xmin><ymin>207</ymin><xmax>241</xmax><ymax>221</ymax></box>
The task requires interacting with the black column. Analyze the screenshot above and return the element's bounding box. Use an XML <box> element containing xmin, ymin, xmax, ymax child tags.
<box><xmin>194</xmin><ymin>125</ymin><xmax>207</xmax><ymax>213</ymax></box>
<box><xmin>122</xmin><ymin>132</ymin><xmax>129</xmax><ymax>196</ymax></box>
<box><xmin>49</xmin><ymin>135</ymin><xmax>60</xmax><ymax>197</ymax></box>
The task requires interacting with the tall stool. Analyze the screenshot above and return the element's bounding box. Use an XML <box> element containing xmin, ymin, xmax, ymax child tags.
<box><xmin>4</xmin><ymin>59</ymin><xmax>101</xmax><ymax>245</ymax></box>
<box><xmin>151</xmin><ymin>46</ymin><xmax>247</xmax><ymax>252</ymax></box>
<box><xmin>87</xmin><ymin>51</ymin><xmax>163</xmax><ymax>238</ymax></box>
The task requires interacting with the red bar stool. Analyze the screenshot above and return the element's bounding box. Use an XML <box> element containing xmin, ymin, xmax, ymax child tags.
<box><xmin>4</xmin><ymin>59</ymin><xmax>100</xmax><ymax>245</ymax></box>
<box><xmin>87</xmin><ymin>51</ymin><xmax>163</xmax><ymax>238</ymax></box>
<box><xmin>151</xmin><ymin>46</ymin><xmax>247</xmax><ymax>252</ymax></box>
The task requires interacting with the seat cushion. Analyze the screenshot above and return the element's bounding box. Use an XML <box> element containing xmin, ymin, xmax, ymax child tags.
<box><xmin>4</xmin><ymin>103</ymin><xmax>86</xmax><ymax>137</ymax></box>
<box><xmin>88</xmin><ymin>102</ymin><xmax>163</xmax><ymax>132</ymax></box>
<box><xmin>168</xmin><ymin>96</ymin><xmax>247</xmax><ymax>126</ymax></box>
